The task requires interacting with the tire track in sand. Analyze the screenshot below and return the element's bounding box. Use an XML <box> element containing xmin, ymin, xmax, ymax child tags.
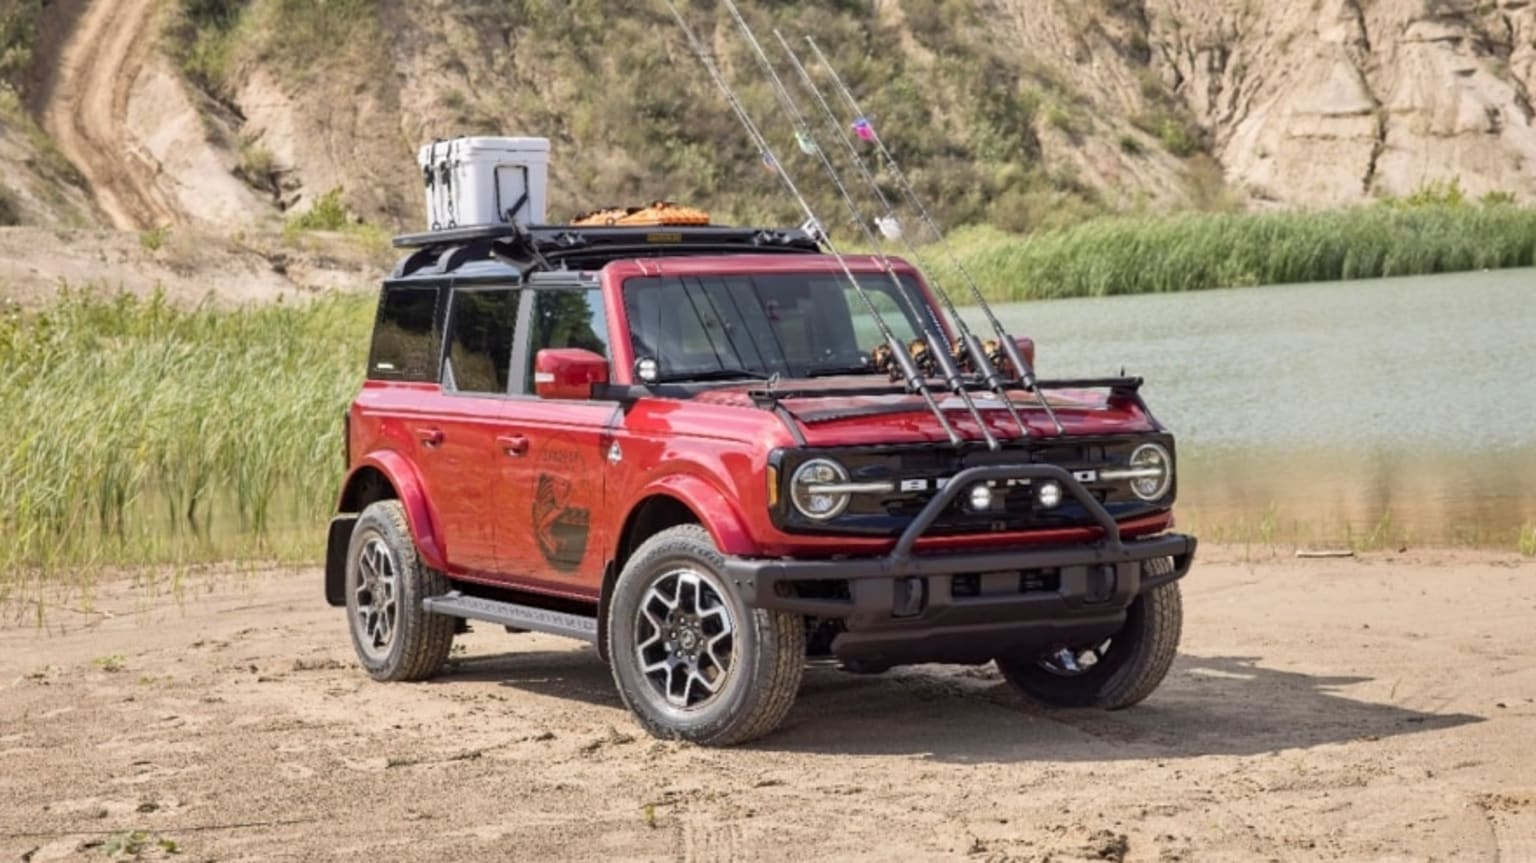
<box><xmin>39</xmin><ymin>0</ymin><xmax>182</xmax><ymax>230</ymax></box>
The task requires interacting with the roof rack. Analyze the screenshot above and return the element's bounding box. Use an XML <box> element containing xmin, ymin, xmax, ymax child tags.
<box><xmin>391</xmin><ymin>223</ymin><xmax>825</xmax><ymax>280</ymax></box>
<box><xmin>393</xmin><ymin>223</ymin><xmax>819</xmax><ymax>253</ymax></box>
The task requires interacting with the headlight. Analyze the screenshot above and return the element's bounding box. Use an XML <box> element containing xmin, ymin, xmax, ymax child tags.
<box><xmin>790</xmin><ymin>459</ymin><xmax>852</xmax><ymax>520</ymax></box>
<box><xmin>1126</xmin><ymin>443</ymin><xmax>1173</xmax><ymax>501</ymax></box>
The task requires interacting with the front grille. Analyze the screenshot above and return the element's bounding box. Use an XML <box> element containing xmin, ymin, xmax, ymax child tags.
<box><xmin>774</xmin><ymin>436</ymin><xmax>1174</xmax><ymax>537</ymax></box>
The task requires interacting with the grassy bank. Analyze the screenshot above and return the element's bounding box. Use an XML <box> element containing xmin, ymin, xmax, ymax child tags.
<box><xmin>927</xmin><ymin>201</ymin><xmax>1536</xmax><ymax>302</ymax></box>
<box><xmin>0</xmin><ymin>289</ymin><xmax>373</xmax><ymax>600</ymax></box>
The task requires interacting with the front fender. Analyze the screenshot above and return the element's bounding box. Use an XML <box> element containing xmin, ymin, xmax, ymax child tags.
<box><xmin>340</xmin><ymin>450</ymin><xmax>449</xmax><ymax>572</ymax></box>
<box><xmin>642</xmin><ymin>473</ymin><xmax>759</xmax><ymax>556</ymax></box>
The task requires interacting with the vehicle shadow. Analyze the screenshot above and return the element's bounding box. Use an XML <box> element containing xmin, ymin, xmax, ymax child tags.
<box><xmin>437</xmin><ymin>649</ymin><xmax>1482</xmax><ymax>763</ymax></box>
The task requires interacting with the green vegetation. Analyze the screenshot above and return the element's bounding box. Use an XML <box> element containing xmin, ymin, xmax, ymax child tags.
<box><xmin>285</xmin><ymin>186</ymin><xmax>350</xmax><ymax>232</ymax></box>
<box><xmin>169</xmin><ymin>0</ymin><xmax>379</xmax><ymax>94</ymax></box>
<box><xmin>0</xmin><ymin>288</ymin><xmax>373</xmax><ymax>601</ymax></box>
<box><xmin>139</xmin><ymin>226</ymin><xmax>170</xmax><ymax>252</ymax></box>
<box><xmin>929</xmin><ymin>200</ymin><xmax>1536</xmax><ymax>302</ymax></box>
<box><xmin>1520</xmin><ymin>523</ymin><xmax>1536</xmax><ymax>557</ymax></box>
<box><xmin>0</xmin><ymin>0</ymin><xmax>42</xmax><ymax>90</ymax></box>
<box><xmin>283</xmin><ymin>186</ymin><xmax>391</xmax><ymax>256</ymax></box>
<box><xmin>0</xmin><ymin>181</ymin><xmax>19</xmax><ymax>225</ymax></box>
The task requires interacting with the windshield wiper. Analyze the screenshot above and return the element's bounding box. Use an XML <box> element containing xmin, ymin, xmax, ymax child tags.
<box><xmin>656</xmin><ymin>368</ymin><xmax>774</xmax><ymax>383</ymax></box>
<box><xmin>805</xmin><ymin>363</ymin><xmax>879</xmax><ymax>378</ymax></box>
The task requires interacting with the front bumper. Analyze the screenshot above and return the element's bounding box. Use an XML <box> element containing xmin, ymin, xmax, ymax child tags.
<box><xmin>721</xmin><ymin>464</ymin><xmax>1197</xmax><ymax>670</ymax></box>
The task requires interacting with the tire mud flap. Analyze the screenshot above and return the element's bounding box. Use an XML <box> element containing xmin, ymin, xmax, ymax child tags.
<box><xmin>325</xmin><ymin>515</ymin><xmax>358</xmax><ymax>607</ymax></box>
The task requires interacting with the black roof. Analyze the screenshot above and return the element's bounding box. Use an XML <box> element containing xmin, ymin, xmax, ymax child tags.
<box><xmin>391</xmin><ymin>223</ymin><xmax>824</xmax><ymax>281</ymax></box>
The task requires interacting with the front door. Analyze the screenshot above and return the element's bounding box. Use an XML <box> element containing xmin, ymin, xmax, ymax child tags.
<box><xmin>496</xmin><ymin>282</ymin><xmax>617</xmax><ymax>596</ymax></box>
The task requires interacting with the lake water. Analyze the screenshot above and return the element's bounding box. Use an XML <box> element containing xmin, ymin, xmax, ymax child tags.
<box><xmin>995</xmin><ymin>268</ymin><xmax>1536</xmax><ymax>547</ymax></box>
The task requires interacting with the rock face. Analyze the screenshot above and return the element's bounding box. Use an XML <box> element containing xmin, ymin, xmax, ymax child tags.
<box><xmin>1148</xmin><ymin>0</ymin><xmax>1536</xmax><ymax>204</ymax></box>
<box><xmin>12</xmin><ymin>0</ymin><xmax>1536</xmax><ymax>231</ymax></box>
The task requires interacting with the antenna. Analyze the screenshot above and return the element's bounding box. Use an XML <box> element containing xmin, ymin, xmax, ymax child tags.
<box><xmin>773</xmin><ymin>29</ymin><xmax>1032</xmax><ymax>444</ymax></box>
<box><xmin>804</xmin><ymin>36</ymin><xmax>1066</xmax><ymax>436</ymax></box>
<box><xmin>660</xmin><ymin>0</ymin><xmax>964</xmax><ymax>446</ymax></box>
<box><xmin>718</xmin><ymin>0</ymin><xmax>999</xmax><ymax>451</ymax></box>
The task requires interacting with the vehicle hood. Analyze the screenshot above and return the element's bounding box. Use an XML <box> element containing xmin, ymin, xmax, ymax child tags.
<box><xmin>691</xmin><ymin>377</ymin><xmax>1158</xmax><ymax>447</ymax></box>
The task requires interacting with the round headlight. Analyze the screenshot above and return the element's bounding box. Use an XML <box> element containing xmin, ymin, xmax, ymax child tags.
<box><xmin>1128</xmin><ymin>443</ymin><xmax>1173</xmax><ymax>501</ymax></box>
<box><xmin>790</xmin><ymin>459</ymin><xmax>851</xmax><ymax>521</ymax></box>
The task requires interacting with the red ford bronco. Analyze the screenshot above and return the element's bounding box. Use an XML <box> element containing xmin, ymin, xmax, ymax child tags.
<box><xmin>326</xmin><ymin>215</ymin><xmax>1196</xmax><ymax>745</ymax></box>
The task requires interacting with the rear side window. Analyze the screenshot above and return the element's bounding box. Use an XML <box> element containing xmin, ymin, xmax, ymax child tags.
<box><xmin>368</xmin><ymin>285</ymin><xmax>442</xmax><ymax>381</ymax></box>
<box><xmin>444</xmin><ymin>287</ymin><xmax>520</xmax><ymax>394</ymax></box>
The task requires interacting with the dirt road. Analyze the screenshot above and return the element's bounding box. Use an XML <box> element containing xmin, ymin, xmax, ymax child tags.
<box><xmin>40</xmin><ymin>0</ymin><xmax>181</xmax><ymax>231</ymax></box>
<box><xmin>2</xmin><ymin>548</ymin><xmax>1534</xmax><ymax>861</ymax></box>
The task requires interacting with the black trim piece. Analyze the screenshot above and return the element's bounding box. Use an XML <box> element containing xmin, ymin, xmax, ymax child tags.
<box><xmin>745</xmin><ymin>376</ymin><xmax>1145</xmax><ymax>407</ymax></box>
<box><xmin>423</xmin><ymin>591</ymin><xmax>598</xmax><ymax>643</ymax></box>
<box><xmin>724</xmin><ymin>532</ymin><xmax>1196</xmax><ymax>618</ymax></box>
<box><xmin>773</xmin><ymin>404</ymin><xmax>807</xmax><ymax>446</ymax></box>
<box><xmin>325</xmin><ymin>515</ymin><xmax>358</xmax><ymax>607</ymax></box>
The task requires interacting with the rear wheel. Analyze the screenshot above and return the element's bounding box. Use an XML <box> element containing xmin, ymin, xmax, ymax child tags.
<box><xmin>607</xmin><ymin>525</ymin><xmax>805</xmax><ymax>746</ymax></box>
<box><xmin>345</xmin><ymin>500</ymin><xmax>454</xmax><ymax>682</ymax></box>
<box><xmin>996</xmin><ymin>558</ymin><xmax>1182</xmax><ymax>709</ymax></box>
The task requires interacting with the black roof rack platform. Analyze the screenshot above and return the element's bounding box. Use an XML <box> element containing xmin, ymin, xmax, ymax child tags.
<box><xmin>394</xmin><ymin>223</ymin><xmax>822</xmax><ymax>253</ymax></box>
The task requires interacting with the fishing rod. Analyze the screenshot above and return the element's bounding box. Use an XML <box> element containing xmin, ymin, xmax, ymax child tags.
<box><xmin>717</xmin><ymin>0</ymin><xmax>999</xmax><ymax>451</ymax></box>
<box><xmin>660</xmin><ymin>0</ymin><xmax>963</xmax><ymax>447</ymax></box>
<box><xmin>772</xmin><ymin>28</ymin><xmax>1032</xmax><ymax>444</ymax></box>
<box><xmin>804</xmin><ymin>36</ymin><xmax>1065</xmax><ymax>436</ymax></box>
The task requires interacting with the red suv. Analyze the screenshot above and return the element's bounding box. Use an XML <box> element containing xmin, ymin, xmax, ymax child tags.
<box><xmin>325</xmin><ymin>223</ymin><xmax>1196</xmax><ymax>745</ymax></box>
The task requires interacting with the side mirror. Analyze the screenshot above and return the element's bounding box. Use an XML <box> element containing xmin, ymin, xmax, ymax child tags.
<box><xmin>534</xmin><ymin>349</ymin><xmax>610</xmax><ymax>400</ymax></box>
<box><xmin>1015</xmin><ymin>337</ymin><xmax>1036</xmax><ymax>373</ymax></box>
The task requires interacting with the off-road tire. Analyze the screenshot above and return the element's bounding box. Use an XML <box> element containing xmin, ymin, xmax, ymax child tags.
<box><xmin>997</xmin><ymin>558</ymin><xmax>1182</xmax><ymax>709</ymax></box>
<box><xmin>607</xmin><ymin>525</ymin><xmax>805</xmax><ymax>746</ymax></box>
<box><xmin>345</xmin><ymin>500</ymin><xmax>454</xmax><ymax>682</ymax></box>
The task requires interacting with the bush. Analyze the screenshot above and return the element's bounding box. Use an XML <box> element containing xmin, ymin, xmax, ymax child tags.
<box><xmin>286</xmin><ymin>186</ymin><xmax>350</xmax><ymax>232</ymax></box>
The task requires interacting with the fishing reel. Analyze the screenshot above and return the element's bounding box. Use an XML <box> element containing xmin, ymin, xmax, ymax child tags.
<box><xmin>868</xmin><ymin>340</ymin><xmax>947</xmax><ymax>380</ymax></box>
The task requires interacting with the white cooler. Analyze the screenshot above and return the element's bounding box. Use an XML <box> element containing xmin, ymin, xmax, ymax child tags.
<box><xmin>419</xmin><ymin>137</ymin><xmax>550</xmax><ymax>230</ymax></box>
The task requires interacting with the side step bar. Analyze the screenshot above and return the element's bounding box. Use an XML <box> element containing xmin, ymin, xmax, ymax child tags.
<box><xmin>422</xmin><ymin>592</ymin><xmax>598</xmax><ymax>643</ymax></box>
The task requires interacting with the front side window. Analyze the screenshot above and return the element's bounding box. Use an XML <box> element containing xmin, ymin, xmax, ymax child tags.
<box><xmin>623</xmin><ymin>273</ymin><xmax>926</xmax><ymax>381</ymax></box>
<box><xmin>522</xmin><ymin>288</ymin><xmax>609</xmax><ymax>393</ymax></box>
<box><xmin>368</xmin><ymin>285</ymin><xmax>442</xmax><ymax>381</ymax></box>
<box><xmin>444</xmin><ymin>287</ymin><xmax>520</xmax><ymax>394</ymax></box>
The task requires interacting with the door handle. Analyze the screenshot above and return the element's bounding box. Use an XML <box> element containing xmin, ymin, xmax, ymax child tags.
<box><xmin>497</xmin><ymin>435</ymin><xmax>530</xmax><ymax>457</ymax></box>
<box><xmin>417</xmin><ymin>428</ymin><xmax>444</xmax><ymax>448</ymax></box>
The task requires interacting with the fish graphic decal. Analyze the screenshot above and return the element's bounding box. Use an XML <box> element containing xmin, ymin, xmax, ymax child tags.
<box><xmin>534</xmin><ymin>473</ymin><xmax>590</xmax><ymax>572</ymax></box>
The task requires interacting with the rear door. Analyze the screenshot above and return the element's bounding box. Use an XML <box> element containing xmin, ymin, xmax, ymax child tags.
<box><xmin>495</xmin><ymin>277</ymin><xmax>618</xmax><ymax>596</ymax></box>
<box><xmin>415</xmin><ymin>283</ymin><xmax>521</xmax><ymax>576</ymax></box>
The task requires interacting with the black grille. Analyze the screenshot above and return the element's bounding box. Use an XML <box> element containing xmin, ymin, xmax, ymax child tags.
<box><xmin>774</xmin><ymin>435</ymin><xmax>1174</xmax><ymax>537</ymax></box>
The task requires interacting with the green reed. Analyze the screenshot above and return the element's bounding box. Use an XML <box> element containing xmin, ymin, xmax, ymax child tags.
<box><xmin>927</xmin><ymin>203</ymin><xmax>1536</xmax><ymax>302</ymax></box>
<box><xmin>0</xmin><ymin>288</ymin><xmax>374</xmax><ymax>597</ymax></box>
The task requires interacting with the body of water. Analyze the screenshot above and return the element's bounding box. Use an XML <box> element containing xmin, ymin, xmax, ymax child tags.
<box><xmin>997</xmin><ymin>268</ymin><xmax>1536</xmax><ymax>547</ymax></box>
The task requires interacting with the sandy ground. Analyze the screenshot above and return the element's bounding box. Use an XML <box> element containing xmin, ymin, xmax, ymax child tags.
<box><xmin>2</xmin><ymin>547</ymin><xmax>1533</xmax><ymax>862</ymax></box>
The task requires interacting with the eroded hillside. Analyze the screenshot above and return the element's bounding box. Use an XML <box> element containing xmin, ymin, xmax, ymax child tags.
<box><xmin>4</xmin><ymin>0</ymin><xmax>1536</xmax><ymax>233</ymax></box>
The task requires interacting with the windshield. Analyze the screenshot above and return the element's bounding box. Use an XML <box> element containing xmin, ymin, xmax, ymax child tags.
<box><xmin>623</xmin><ymin>273</ymin><xmax>933</xmax><ymax>381</ymax></box>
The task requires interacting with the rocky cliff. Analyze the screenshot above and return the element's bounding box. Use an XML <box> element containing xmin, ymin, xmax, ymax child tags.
<box><xmin>4</xmin><ymin>0</ymin><xmax>1534</xmax><ymax>232</ymax></box>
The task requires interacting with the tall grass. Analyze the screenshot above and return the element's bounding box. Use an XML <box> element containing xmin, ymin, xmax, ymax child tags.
<box><xmin>0</xmin><ymin>288</ymin><xmax>373</xmax><ymax>601</ymax></box>
<box><xmin>929</xmin><ymin>202</ymin><xmax>1536</xmax><ymax>302</ymax></box>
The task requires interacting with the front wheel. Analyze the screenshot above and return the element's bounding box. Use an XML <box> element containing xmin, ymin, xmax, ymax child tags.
<box><xmin>606</xmin><ymin>525</ymin><xmax>805</xmax><ymax>746</ymax></box>
<box><xmin>996</xmin><ymin>559</ymin><xmax>1183</xmax><ymax>709</ymax></box>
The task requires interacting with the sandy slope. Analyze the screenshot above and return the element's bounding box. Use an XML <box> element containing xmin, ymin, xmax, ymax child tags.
<box><xmin>1</xmin><ymin>548</ymin><xmax>1534</xmax><ymax>861</ymax></box>
<box><xmin>40</xmin><ymin>0</ymin><xmax>182</xmax><ymax>231</ymax></box>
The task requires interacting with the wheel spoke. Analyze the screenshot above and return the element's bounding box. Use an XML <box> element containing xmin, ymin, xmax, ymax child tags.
<box><xmin>692</xmin><ymin>667</ymin><xmax>723</xmax><ymax>695</ymax></box>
